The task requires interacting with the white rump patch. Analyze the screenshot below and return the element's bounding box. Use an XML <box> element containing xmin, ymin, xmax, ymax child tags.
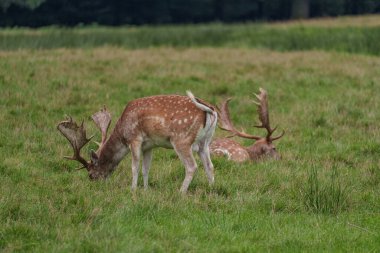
<box><xmin>213</xmin><ymin>148</ymin><xmax>232</xmax><ymax>160</ymax></box>
<box><xmin>194</xmin><ymin>106</ymin><xmax>218</xmax><ymax>147</ymax></box>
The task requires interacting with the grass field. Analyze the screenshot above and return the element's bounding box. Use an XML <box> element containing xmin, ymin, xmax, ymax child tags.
<box><xmin>1</xmin><ymin>16</ymin><xmax>380</xmax><ymax>252</ymax></box>
<box><xmin>1</xmin><ymin>15</ymin><xmax>380</xmax><ymax>56</ymax></box>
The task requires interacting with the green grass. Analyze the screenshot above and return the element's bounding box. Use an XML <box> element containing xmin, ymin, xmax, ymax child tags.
<box><xmin>1</xmin><ymin>18</ymin><xmax>380</xmax><ymax>252</ymax></box>
<box><xmin>303</xmin><ymin>165</ymin><xmax>348</xmax><ymax>215</ymax></box>
<box><xmin>1</xmin><ymin>23</ymin><xmax>380</xmax><ymax>55</ymax></box>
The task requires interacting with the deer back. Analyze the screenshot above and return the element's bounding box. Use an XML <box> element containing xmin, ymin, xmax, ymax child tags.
<box><xmin>115</xmin><ymin>95</ymin><xmax>205</xmax><ymax>141</ymax></box>
<box><xmin>210</xmin><ymin>138</ymin><xmax>250</xmax><ymax>162</ymax></box>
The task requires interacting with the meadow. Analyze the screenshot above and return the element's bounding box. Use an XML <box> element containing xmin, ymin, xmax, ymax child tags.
<box><xmin>1</xmin><ymin>15</ymin><xmax>380</xmax><ymax>252</ymax></box>
<box><xmin>1</xmin><ymin>15</ymin><xmax>380</xmax><ymax>55</ymax></box>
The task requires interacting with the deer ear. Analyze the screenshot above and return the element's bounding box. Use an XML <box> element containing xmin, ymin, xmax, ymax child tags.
<box><xmin>90</xmin><ymin>150</ymin><xmax>99</xmax><ymax>166</ymax></box>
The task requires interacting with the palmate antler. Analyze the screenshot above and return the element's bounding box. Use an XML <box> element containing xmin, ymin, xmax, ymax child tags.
<box><xmin>253</xmin><ymin>88</ymin><xmax>285</xmax><ymax>141</ymax></box>
<box><xmin>217</xmin><ymin>98</ymin><xmax>262</xmax><ymax>140</ymax></box>
<box><xmin>91</xmin><ymin>106</ymin><xmax>111</xmax><ymax>153</ymax></box>
<box><xmin>57</xmin><ymin>117</ymin><xmax>93</xmax><ymax>170</ymax></box>
<box><xmin>57</xmin><ymin>106</ymin><xmax>112</xmax><ymax>170</ymax></box>
<box><xmin>217</xmin><ymin>88</ymin><xmax>284</xmax><ymax>142</ymax></box>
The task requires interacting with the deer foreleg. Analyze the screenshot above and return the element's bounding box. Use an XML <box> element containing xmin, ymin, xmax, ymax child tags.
<box><xmin>142</xmin><ymin>149</ymin><xmax>153</xmax><ymax>189</ymax></box>
<box><xmin>130</xmin><ymin>141</ymin><xmax>142</xmax><ymax>190</ymax></box>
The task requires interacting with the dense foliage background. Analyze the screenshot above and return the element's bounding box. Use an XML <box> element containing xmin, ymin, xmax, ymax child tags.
<box><xmin>1</xmin><ymin>0</ymin><xmax>380</xmax><ymax>27</ymax></box>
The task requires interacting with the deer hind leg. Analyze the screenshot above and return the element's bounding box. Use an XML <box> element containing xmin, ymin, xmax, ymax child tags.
<box><xmin>197</xmin><ymin>141</ymin><xmax>215</xmax><ymax>185</ymax></box>
<box><xmin>196</xmin><ymin>111</ymin><xmax>217</xmax><ymax>186</ymax></box>
<box><xmin>172</xmin><ymin>140</ymin><xmax>198</xmax><ymax>193</ymax></box>
<box><xmin>130</xmin><ymin>140</ymin><xmax>142</xmax><ymax>190</ymax></box>
<box><xmin>142</xmin><ymin>149</ymin><xmax>153</xmax><ymax>189</ymax></box>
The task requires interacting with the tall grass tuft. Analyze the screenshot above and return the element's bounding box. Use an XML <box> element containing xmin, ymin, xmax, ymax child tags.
<box><xmin>303</xmin><ymin>165</ymin><xmax>348</xmax><ymax>215</ymax></box>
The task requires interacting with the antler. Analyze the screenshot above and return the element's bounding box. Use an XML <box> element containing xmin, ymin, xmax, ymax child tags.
<box><xmin>253</xmin><ymin>88</ymin><xmax>285</xmax><ymax>141</ymax></box>
<box><xmin>57</xmin><ymin>117</ymin><xmax>93</xmax><ymax>170</ymax></box>
<box><xmin>91</xmin><ymin>106</ymin><xmax>111</xmax><ymax>151</ymax></box>
<box><xmin>217</xmin><ymin>88</ymin><xmax>285</xmax><ymax>142</ymax></box>
<box><xmin>217</xmin><ymin>98</ymin><xmax>261</xmax><ymax>140</ymax></box>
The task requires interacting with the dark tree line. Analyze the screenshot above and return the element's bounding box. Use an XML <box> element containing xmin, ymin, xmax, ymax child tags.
<box><xmin>0</xmin><ymin>0</ymin><xmax>379</xmax><ymax>27</ymax></box>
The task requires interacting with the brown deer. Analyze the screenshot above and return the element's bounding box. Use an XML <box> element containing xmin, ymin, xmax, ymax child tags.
<box><xmin>210</xmin><ymin>88</ymin><xmax>284</xmax><ymax>163</ymax></box>
<box><xmin>57</xmin><ymin>91</ymin><xmax>217</xmax><ymax>193</ymax></box>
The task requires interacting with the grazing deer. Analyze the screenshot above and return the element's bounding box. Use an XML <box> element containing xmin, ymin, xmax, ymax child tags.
<box><xmin>210</xmin><ymin>88</ymin><xmax>284</xmax><ymax>163</ymax></box>
<box><xmin>57</xmin><ymin>91</ymin><xmax>217</xmax><ymax>193</ymax></box>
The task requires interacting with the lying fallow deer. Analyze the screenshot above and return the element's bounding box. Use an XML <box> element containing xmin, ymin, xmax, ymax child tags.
<box><xmin>57</xmin><ymin>91</ymin><xmax>217</xmax><ymax>193</ymax></box>
<box><xmin>210</xmin><ymin>88</ymin><xmax>284</xmax><ymax>163</ymax></box>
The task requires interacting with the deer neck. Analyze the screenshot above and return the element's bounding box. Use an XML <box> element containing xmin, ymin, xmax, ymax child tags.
<box><xmin>245</xmin><ymin>144</ymin><xmax>262</xmax><ymax>161</ymax></box>
<box><xmin>97</xmin><ymin>132</ymin><xmax>128</xmax><ymax>173</ymax></box>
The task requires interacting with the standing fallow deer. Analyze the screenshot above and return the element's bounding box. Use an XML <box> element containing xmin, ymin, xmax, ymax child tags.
<box><xmin>210</xmin><ymin>88</ymin><xmax>284</xmax><ymax>163</ymax></box>
<box><xmin>57</xmin><ymin>91</ymin><xmax>217</xmax><ymax>193</ymax></box>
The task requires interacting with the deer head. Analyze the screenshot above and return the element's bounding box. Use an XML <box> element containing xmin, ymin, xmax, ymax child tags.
<box><xmin>57</xmin><ymin>106</ymin><xmax>112</xmax><ymax>179</ymax></box>
<box><xmin>216</xmin><ymin>88</ymin><xmax>284</xmax><ymax>161</ymax></box>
